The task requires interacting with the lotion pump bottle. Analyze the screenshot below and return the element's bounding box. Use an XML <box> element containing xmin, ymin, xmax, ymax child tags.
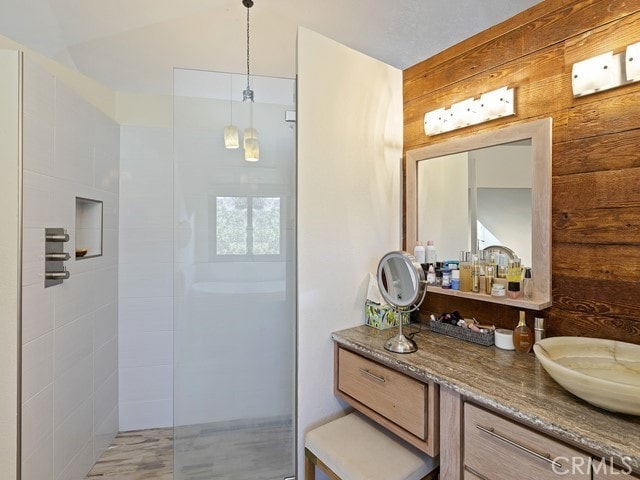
<box><xmin>513</xmin><ymin>311</ymin><xmax>532</xmax><ymax>353</ymax></box>
<box><xmin>425</xmin><ymin>240</ymin><xmax>437</xmax><ymax>264</ymax></box>
<box><xmin>414</xmin><ymin>242</ymin><xmax>426</xmax><ymax>264</ymax></box>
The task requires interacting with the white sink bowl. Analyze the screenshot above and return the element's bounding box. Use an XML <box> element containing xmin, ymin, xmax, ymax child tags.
<box><xmin>534</xmin><ymin>337</ymin><xmax>640</xmax><ymax>415</ymax></box>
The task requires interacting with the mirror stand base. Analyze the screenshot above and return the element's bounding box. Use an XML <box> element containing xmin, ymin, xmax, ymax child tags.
<box><xmin>384</xmin><ymin>334</ymin><xmax>418</xmax><ymax>354</ymax></box>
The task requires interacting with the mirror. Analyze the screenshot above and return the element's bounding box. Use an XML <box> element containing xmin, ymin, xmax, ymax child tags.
<box><xmin>417</xmin><ymin>139</ymin><xmax>533</xmax><ymax>267</ymax></box>
<box><xmin>406</xmin><ymin>118</ymin><xmax>552</xmax><ymax>309</ymax></box>
<box><xmin>377</xmin><ymin>251</ymin><xmax>426</xmax><ymax>353</ymax></box>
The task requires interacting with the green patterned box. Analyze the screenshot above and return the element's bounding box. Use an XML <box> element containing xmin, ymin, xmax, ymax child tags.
<box><xmin>365</xmin><ymin>300</ymin><xmax>409</xmax><ymax>330</ymax></box>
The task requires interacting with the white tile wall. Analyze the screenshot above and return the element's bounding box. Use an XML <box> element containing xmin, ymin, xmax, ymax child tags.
<box><xmin>118</xmin><ymin>125</ymin><xmax>174</xmax><ymax>430</ymax></box>
<box><xmin>21</xmin><ymin>58</ymin><xmax>119</xmax><ymax>480</ymax></box>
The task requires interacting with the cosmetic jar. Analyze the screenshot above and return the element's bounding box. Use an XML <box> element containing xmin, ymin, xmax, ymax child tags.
<box><xmin>495</xmin><ymin>328</ymin><xmax>515</xmax><ymax>350</ymax></box>
<box><xmin>491</xmin><ymin>284</ymin><xmax>506</xmax><ymax>297</ymax></box>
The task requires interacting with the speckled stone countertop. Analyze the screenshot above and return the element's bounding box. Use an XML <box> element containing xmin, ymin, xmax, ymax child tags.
<box><xmin>332</xmin><ymin>325</ymin><xmax>640</xmax><ymax>473</ymax></box>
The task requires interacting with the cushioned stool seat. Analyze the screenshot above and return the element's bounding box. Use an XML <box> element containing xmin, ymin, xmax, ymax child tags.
<box><xmin>305</xmin><ymin>412</ymin><xmax>438</xmax><ymax>480</ymax></box>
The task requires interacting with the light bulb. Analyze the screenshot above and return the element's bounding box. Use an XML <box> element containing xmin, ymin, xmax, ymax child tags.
<box><xmin>223</xmin><ymin>125</ymin><xmax>239</xmax><ymax>149</ymax></box>
<box><xmin>245</xmin><ymin>138</ymin><xmax>259</xmax><ymax>162</ymax></box>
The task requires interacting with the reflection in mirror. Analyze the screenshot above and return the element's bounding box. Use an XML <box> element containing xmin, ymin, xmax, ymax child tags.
<box><xmin>377</xmin><ymin>251</ymin><xmax>426</xmax><ymax>353</ymax></box>
<box><xmin>417</xmin><ymin>139</ymin><xmax>533</xmax><ymax>267</ymax></box>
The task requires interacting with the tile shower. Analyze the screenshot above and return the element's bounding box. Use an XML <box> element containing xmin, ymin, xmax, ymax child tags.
<box><xmin>20</xmin><ymin>60</ymin><xmax>295</xmax><ymax>479</ymax></box>
<box><xmin>21</xmin><ymin>58</ymin><xmax>120</xmax><ymax>479</ymax></box>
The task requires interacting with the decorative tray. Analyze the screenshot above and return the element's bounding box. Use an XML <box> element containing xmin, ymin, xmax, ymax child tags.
<box><xmin>429</xmin><ymin>319</ymin><xmax>495</xmax><ymax>346</ymax></box>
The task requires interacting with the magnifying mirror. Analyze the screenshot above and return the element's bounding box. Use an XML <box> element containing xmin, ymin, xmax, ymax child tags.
<box><xmin>377</xmin><ymin>251</ymin><xmax>427</xmax><ymax>353</ymax></box>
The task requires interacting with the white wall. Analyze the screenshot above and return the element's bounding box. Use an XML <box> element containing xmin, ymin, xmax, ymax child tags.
<box><xmin>0</xmin><ymin>49</ymin><xmax>21</xmax><ymax>480</ymax></box>
<box><xmin>418</xmin><ymin>152</ymin><xmax>470</xmax><ymax>260</ymax></box>
<box><xmin>21</xmin><ymin>57</ymin><xmax>119</xmax><ymax>480</ymax></box>
<box><xmin>118</xmin><ymin>125</ymin><xmax>174</xmax><ymax>431</ymax></box>
<box><xmin>0</xmin><ymin>34</ymin><xmax>116</xmax><ymax>120</ymax></box>
<box><xmin>297</xmin><ymin>28</ymin><xmax>402</xmax><ymax>479</ymax></box>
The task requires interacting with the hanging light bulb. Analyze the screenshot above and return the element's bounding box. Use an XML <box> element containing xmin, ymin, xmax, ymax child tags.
<box><xmin>242</xmin><ymin>0</ymin><xmax>259</xmax><ymax>161</ymax></box>
<box><xmin>244</xmin><ymin>137</ymin><xmax>259</xmax><ymax>162</ymax></box>
<box><xmin>224</xmin><ymin>125</ymin><xmax>239</xmax><ymax>149</ymax></box>
<box><xmin>244</xmin><ymin>103</ymin><xmax>259</xmax><ymax>161</ymax></box>
<box><xmin>223</xmin><ymin>75</ymin><xmax>239</xmax><ymax>149</ymax></box>
<box><xmin>243</xmin><ymin>127</ymin><xmax>258</xmax><ymax>149</ymax></box>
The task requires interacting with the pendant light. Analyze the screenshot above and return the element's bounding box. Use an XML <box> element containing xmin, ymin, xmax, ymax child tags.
<box><xmin>223</xmin><ymin>74</ymin><xmax>239</xmax><ymax>149</ymax></box>
<box><xmin>242</xmin><ymin>0</ymin><xmax>259</xmax><ymax>161</ymax></box>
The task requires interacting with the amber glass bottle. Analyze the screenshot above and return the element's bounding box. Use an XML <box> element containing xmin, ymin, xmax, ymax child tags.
<box><xmin>512</xmin><ymin>311</ymin><xmax>532</xmax><ymax>353</ymax></box>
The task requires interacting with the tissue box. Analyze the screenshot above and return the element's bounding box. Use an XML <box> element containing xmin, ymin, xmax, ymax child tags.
<box><xmin>365</xmin><ymin>300</ymin><xmax>409</xmax><ymax>330</ymax></box>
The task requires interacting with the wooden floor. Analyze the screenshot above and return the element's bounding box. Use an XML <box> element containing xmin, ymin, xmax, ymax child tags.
<box><xmin>86</xmin><ymin>417</ymin><xmax>293</xmax><ymax>480</ymax></box>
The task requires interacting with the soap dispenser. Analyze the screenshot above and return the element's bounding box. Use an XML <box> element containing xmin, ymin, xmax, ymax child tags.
<box><xmin>512</xmin><ymin>311</ymin><xmax>532</xmax><ymax>353</ymax></box>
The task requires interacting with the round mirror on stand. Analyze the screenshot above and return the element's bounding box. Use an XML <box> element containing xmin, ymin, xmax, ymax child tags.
<box><xmin>377</xmin><ymin>251</ymin><xmax>427</xmax><ymax>354</ymax></box>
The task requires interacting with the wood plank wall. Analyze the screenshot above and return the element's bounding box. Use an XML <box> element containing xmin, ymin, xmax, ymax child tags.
<box><xmin>403</xmin><ymin>0</ymin><xmax>640</xmax><ymax>344</ymax></box>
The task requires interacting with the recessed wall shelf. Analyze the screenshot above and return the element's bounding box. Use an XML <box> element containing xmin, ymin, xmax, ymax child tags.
<box><xmin>75</xmin><ymin>197</ymin><xmax>103</xmax><ymax>259</ymax></box>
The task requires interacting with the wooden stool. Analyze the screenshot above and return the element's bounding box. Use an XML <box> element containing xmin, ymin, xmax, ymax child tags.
<box><xmin>305</xmin><ymin>412</ymin><xmax>439</xmax><ymax>480</ymax></box>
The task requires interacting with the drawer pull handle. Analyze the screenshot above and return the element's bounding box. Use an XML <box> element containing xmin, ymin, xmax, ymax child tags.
<box><xmin>464</xmin><ymin>465</ymin><xmax>491</xmax><ymax>480</ymax></box>
<box><xmin>358</xmin><ymin>368</ymin><xmax>385</xmax><ymax>383</ymax></box>
<box><xmin>476</xmin><ymin>424</ymin><xmax>563</xmax><ymax>469</ymax></box>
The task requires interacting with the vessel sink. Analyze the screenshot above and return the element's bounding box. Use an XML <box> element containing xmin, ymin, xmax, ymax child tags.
<box><xmin>534</xmin><ymin>337</ymin><xmax>640</xmax><ymax>415</ymax></box>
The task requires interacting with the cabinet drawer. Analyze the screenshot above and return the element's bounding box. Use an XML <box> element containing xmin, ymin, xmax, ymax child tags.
<box><xmin>337</xmin><ymin>347</ymin><xmax>426</xmax><ymax>438</ymax></box>
<box><xmin>593</xmin><ymin>460</ymin><xmax>639</xmax><ymax>479</ymax></box>
<box><xmin>464</xmin><ymin>403</ymin><xmax>590</xmax><ymax>480</ymax></box>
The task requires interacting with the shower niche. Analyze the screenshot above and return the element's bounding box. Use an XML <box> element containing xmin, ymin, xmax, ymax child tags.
<box><xmin>75</xmin><ymin>196</ymin><xmax>103</xmax><ymax>259</ymax></box>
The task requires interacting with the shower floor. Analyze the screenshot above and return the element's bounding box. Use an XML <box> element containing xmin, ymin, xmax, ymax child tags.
<box><xmin>85</xmin><ymin>416</ymin><xmax>293</xmax><ymax>480</ymax></box>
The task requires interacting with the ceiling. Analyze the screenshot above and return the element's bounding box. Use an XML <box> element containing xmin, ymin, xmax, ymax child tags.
<box><xmin>0</xmin><ymin>0</ymin><xmax>541</xmax><ymax>96</ymax></box>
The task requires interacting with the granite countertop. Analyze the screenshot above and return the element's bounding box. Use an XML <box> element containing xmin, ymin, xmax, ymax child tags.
<box><xmin>331</xmin><ymin>325</ymin><xmax>640</xmax><ymax>473</ymax></box>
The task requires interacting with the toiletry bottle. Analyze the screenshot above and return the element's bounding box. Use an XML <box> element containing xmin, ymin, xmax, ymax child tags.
<box><xmin>414</xmin><ymin>242</ymin><xmax>426</xmax><ymax>264</ymax></box>
<box><xmin>471</xmin><ymin>255</ymin><xmax>480</xmax><ymax>293</ymax></box>
<box><xmin>425</xmin><ymin>240</ymin><xmax>436</xmax><ymax>264</ymax></box>
<box><xmin>513</xmin><ymin>311</ymin><xmax>532</xmax><ymax>353</ymax></box>
<box><xmin>441</xmin><ymin>269</ymin><xmax>452</xmax><ymax>289</ymax></box>
<box><xmin>451</xmin><ymin>269</ymin><xmax>460</xmax><ymax>290</ymax></box>
<box><xmin>534</xmin><ymin>317</ymin><xmax>546</xmax><ymax>345</ymax></box>
<box><xmin>459</xmin><ymin>251</ymin><xmax>472</xmax><ymax>292</ymax></box>
<box><xmin>523</xmin><ymin>267</ymin><xmax>534</xmax><ymax>299</ymax></box>
<box><xmin>507</xmin><ymin>258</ymin><xmax>522</xmax><ymax>299</ymax></box>
<box><xmin>484</xmin><ymin>265</ymin><xmax>494</xmax><ymax>295</ymax></box>
<box><xmin>426</xmin><ymin>264</ymin><xmax>436</xmax><ymax>285</ymax></box>
<box><xmin>478</xmin><ymin>251</ymin><xmax>487</xmax><ymax>294</ymax></box>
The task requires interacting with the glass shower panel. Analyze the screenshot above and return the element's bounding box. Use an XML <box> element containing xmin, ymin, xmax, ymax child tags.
<box><xmin>173</xmin><ymin>68</ymin><xmax>296</xmax><ymax>480</ymax></box>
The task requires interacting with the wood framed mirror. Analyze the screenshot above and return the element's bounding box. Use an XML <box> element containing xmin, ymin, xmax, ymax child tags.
<box><xmin>406</xmin><ymin>118</ymin><xmax>552</xmax><ymax>310</ymax></box>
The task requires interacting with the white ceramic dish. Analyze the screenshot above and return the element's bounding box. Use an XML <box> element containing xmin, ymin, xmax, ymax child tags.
<box><xmin>534</xmin><ymin>336</ymin><xmax>640</xmax><ymax>415</ymax></box>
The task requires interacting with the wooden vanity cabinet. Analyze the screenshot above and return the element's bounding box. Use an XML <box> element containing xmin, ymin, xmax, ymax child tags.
<box><xmin>464</xmin><ymin>403</ymin><xmax>590</xmax><ymax>480</ymax></box>
<box><xmin>592</xmin><ymin>461</ymin><xmax>639</xmax><ymax>479</ymax></box>
<box><xmin>334</xmin><ymin>346</ymin><xmax>439</xmax><ymax>457</ymax></box>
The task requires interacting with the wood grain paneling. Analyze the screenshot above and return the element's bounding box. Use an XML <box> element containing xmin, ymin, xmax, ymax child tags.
<box><xmin>553</xmin><ymin>129</ymin><xmax>640</xmax><ymax>176</ymax></box>
<box><xmin>553</xmin><ymin>167</ymin><xmax>640</xmax><ymax>211</ymax></box>
<box><xmin>404</xmin><ymin>0</ymin><xmax>640</xmax><ymax>344</ymax></box>
<box><xmin>567</xmin><ymin>90</ymin><xmax>640</xmax><ymax>139</ymax></box>
<box><xmin>553</xmin><ymin>207</ymin><xmax>640</xmax><ymax>244</ymax></box>
<box><xmin>403</xmin><ymin>0</ymin><xmax>637</xmax><ymax>100</ymax></box>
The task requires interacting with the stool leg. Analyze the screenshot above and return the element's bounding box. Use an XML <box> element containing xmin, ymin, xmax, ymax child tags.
<box><xmin>304</xmin><ymin>448</ymin><xmax>316</xmax><ymax>480</ymax></box>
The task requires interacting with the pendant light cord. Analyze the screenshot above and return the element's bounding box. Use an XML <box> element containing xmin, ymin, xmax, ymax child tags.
<box><xmin>241</xmin><ymin>1</ymin><xmax>254</xmax><ymax>101</ymax></box>
<box><xmin>246</xmin><ymin>6</ymin><xmax>250</xmax><ymax>91</ymax></box>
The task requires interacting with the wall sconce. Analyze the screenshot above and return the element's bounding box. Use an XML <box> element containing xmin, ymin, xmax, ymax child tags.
<box><xmin>423</xmin><ymin>86</ymin><xmax>515</xmax><ymax>136</ymax></box>
<box><xmin>571</xmin><ymin>40</ymin><xmax>640</xmax><ymax>97</ymax></box>
<box><xmin>626</xmin><ymin>41</ymin><xmax>640</xmax><ymax>82</ymax></box>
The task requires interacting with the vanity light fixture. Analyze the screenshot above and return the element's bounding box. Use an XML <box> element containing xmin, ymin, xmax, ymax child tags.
<box><xmin>423</xmin><ymin>86</ymin><xmax>515</xmax><ymax>136</ymax></box>
<box><xmin>626</xmin><ymin>41</ymin><xmax>640</xmax><ymax>82</ymax></box>
<box><xmin>571</xmin><ymin>39</ymin><xmax>640</xmax><ymax>97</ymax></box>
